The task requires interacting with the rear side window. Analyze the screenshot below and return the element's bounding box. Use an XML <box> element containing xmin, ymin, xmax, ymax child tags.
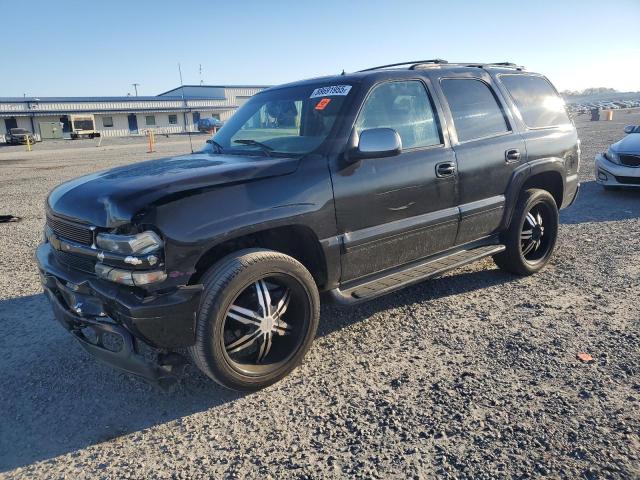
<box><xmin>500</xmin><ymin>74</ymin><xmax>570</xmax><ymax>128</ymax></box>
<box><xmin>441</xmin><ymin>78</ymin><xmax>510</xmax><ymax>142</ymax></box>
<box><xmin>355</xmin><ymin>80</ymin><xmax>441</xmax><ymax>149</ymax></box>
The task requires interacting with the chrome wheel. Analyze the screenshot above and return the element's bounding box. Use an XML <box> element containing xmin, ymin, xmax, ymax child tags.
<box><xmin>520</xmin><ymin>203</ymin><xmax>553</xmax><ymax>263</ymax></box>
<box><xmin>222</xmin><ymin>274</ymin><xmax>309</xmax><ymax>375</ymax></box>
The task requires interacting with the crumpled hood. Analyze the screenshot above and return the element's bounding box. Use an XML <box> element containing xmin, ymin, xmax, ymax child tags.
<box><xmin>612</xmin><ymin>133</ymin><xmax>640</xmax><ymax>153</ymax></box>
<box><xmin>48</xmin><ymin>152</ymin><xmax>300</xmax><ymax>227</ymax></box>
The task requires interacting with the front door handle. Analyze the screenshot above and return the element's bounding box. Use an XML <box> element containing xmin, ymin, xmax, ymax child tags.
<box><xmin>436</xmin><ymin>161</ymin><xmax>456</xmax><ymax>178</ymax></box>
<box><xmin>505</xmin><ymin>148</ymin><xmax>521</xmax><ymax>162</ymax></box>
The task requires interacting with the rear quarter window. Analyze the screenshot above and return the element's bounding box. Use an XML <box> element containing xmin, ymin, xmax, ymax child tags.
<box><xmin>440</xmin><ymin>78</ymin><xmax>510</xmax><ymax>143</ymax></box>
<box><xmin>500</xmin><ymin>74</ymin><xmax>570</xmax><ymax>128</ymax></box>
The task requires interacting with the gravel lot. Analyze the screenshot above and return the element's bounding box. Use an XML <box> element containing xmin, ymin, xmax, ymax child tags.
<box><xmin>1</xmin><ymin>115</ymin><xmax>638</xmax><ymax>479</ymax></box>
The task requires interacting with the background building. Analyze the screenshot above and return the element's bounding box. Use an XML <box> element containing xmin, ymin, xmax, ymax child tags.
<box><xmin>0</xmin><ymin>85</ymin><xmax>268</xmax><ymax>141</ymax></box>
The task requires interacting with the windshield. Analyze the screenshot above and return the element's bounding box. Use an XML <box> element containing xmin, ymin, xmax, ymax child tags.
<box><xmin>208</xmin><ymin>83</ymin><xmax>354</xmax><ymax>156</ymax></box>
<box><xmin>10</xmin><ymin>128</ymin><xmax>29</xmax><ymax>134</ymax></box>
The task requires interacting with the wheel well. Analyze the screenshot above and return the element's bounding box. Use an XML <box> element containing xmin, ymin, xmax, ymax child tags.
<box><xmin>522</xmin><ymin>171</ymin><xmax>563</xmax><ymax>208</ymax></box>
<box><xmin>190</xmin><ymin>225</ymin><xmax>328</xmax><ymax>288</ymax></box>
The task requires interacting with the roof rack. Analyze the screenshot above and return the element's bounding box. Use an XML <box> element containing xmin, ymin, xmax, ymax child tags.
<box><xmin>466</xmin><ymin>62</ymin><xmax>525</xmax><ymax>71</ymax></box>
<box><xmin>358</xmin><ymin>59</ymin><xmax>449</xmax><ymax>72</ymax></box>
<box><xmin>356</xmin><ymin>60</ymin><xmax>525</xmax><ymax>73</ymax></box>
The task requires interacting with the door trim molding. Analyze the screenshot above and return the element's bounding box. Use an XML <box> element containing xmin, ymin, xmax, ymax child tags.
<box><xmin>342</xmin><ymin>206</ymin><xmax>459</xmax><ymax>253</ymax></box>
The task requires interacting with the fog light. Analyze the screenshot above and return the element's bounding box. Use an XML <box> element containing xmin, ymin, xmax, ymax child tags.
<box><xmin>598</xmin><ymin>170</ymin><xmax>608</xmax><ymax>181</ymax></box>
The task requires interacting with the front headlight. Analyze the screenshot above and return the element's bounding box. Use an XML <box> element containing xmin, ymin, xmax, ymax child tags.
<box><xmin>604</xmin><ymin>148</ymin><xmax>621</xmax><ymax>165</ymax></box>
<box><xmin>96</xmin><ymin>230</ymin><xmax>163</xmax><ymax>254</ymax></box>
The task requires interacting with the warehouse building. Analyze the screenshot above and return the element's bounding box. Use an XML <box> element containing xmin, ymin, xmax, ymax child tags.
<box><xmin>0</xmin><ymin>85</ymin><xmax>268</xmax><ymax>141</ymax></box>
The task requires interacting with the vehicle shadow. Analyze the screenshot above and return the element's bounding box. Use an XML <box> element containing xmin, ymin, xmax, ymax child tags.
<box><xmin>561</xmin><ymin>180</ymin><xmax>639</xmax><ymax>225</ymax></box>
<box><xmin>0</xmin><ymin>293</ymin><xmax>244</xmax><ymax>472</ymax></box>
<box><xmin>317</xmin><ymin>267</ymin><xmax>514</xmax><ymax>338</ymax></box>
<box><xmin>0</xmin><ymin>266</ymin><xmax>513</xmax><ymax>472</ymax></box>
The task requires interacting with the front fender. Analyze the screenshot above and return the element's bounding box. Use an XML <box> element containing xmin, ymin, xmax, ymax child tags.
<box><xmin>149</xmin><ymin>156</ymin><xmax>338</xmax><ymax>286</ymax></box>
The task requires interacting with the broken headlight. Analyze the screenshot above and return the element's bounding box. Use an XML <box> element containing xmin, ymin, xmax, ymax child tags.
<box><xmin>96</xmin><ymin>231</ymin><xmax>163</xmax><ymax>255</ymax></box>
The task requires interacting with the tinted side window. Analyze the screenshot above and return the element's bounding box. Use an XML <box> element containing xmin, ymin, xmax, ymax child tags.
<box><xmin>441</xmin><ymin>79</ymin><xmax>510</xmax><ymax>142</ymax></box>
<box><xmin>500</xmin><ymin>74</ymin><xmax>570</xmax><ymax>128</ymax></box>
<box><xmin>355</xmin><ymin>81</ymin><xmax>441</xmax><ymax>149</ymax></box>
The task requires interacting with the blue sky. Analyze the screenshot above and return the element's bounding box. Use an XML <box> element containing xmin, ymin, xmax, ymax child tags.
<box><xmin>3</xmin><ymin>0</ymin><xmax>639</xmax><ymax>97</ymax></box>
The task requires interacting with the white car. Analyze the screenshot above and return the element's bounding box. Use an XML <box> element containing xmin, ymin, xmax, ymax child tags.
<box><xmin>595</xmin><ymin>125</ymin><xmax>640</xmax><ymax>189</ymax></box>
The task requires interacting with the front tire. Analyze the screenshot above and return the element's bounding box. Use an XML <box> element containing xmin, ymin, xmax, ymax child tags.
<box><xmin>493</xmin><ymin>188</ymin><xmax>559</xmax><ymax>276</ymax></box>
<box><xmin>188</xmin><ymin>249</ymin><xmax>320</xmax><ymax>391</ymax></box>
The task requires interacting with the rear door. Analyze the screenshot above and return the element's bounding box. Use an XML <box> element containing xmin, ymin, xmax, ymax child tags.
<box><xmin>437</xmin><ymin>74</ymin><xmax>526</xmax><ymax>245</ymax></box>
<box><xmin>331</xmin><ymin>78</ymin><xmax>459</xmax><ymax>281</ymax></box>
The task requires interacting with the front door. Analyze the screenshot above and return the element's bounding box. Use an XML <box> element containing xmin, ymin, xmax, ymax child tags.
<box><xmin>127</xmin><ymin>114</ymin><xmax>138</xmax><ymax>133</ymax></box>
<box><xmin>439</xmin><ymin>75</ymin><xmax>526</xmax><ymax>245</ymax></box>
<box><xmin>331</xmin><ymin>79</ymin><xmax>459</xmax><ymax>282</ymax></box>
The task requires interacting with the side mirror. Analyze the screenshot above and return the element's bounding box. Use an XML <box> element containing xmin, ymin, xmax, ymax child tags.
<box><xmin>624</xmin><ymin>125</ymin><xmax>638</xmax><ymax>134</ymax></box>
<box><xmin>350</xmin><ymin>128</ymin><xmax>402</xmax><ymax>161</ymax></box>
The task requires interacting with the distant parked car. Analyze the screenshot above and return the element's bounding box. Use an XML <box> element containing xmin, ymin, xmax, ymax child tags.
<box><xmin>5</xmin><ymin>128</ymin><xmax>36</xmax><ymax>145</ymax></box>
<box><xmin>197</xmin><ymin>117</ymin><xmax>224</xmax><ymax>132</ymax></box>
<box><xmin>595</xmin><ymin>125</ymin><xmax>640</xmax><ymax>189</ymax></box>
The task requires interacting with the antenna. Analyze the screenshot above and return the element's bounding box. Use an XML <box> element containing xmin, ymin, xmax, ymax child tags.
<box><xmin>199</xmin><ymin>64</ymin><xmax>203</xmax><ymax>85</ymax></box>
<box><xmin>131</xmin><ymin>83</ymin><xmax>140</xmax><ymax>96</ymax></box>
<box><xmin>178</xmin><ymin>62</ymin><xmax>194</xmax><ymax>154</ymax></box>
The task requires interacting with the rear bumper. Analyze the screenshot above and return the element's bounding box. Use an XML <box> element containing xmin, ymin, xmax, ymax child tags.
<box><xmin>36</xmin><ymin>242</ymin><xmax>203</xmax><ymax>386</ymax></box>
<box><xmin>595</xmin><ymin>154</ymin><xmax>640</xmax><ymax>187</ymax></box>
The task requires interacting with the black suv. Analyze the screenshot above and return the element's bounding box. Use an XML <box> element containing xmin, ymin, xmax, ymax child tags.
<box><xmin>37</xmin><ymin>60</ymin><xmax>580</xmax><ymax>390</ymax></box>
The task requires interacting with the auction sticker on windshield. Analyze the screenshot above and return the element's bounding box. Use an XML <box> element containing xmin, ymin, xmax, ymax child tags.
<box><xmin>310</xmin><ymin>85</ymin><xmax>352</xmax><ymax>98</ymax></box>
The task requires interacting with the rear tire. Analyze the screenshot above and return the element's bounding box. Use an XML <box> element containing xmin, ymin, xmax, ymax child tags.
<box><xmin>188</xmin><ymin>248</ymin><xmax>320</xmax><ymax>391</ymax></box>
<box><xmin>493</xmin><ymin>188</ymin><xmax>559</xmax><ymax>276</ymax></box>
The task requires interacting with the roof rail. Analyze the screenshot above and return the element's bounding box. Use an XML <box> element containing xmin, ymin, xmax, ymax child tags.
<box><xmin>358</xmin><ymin>59</ymin><xmax>448</xmax><ymax>72</ymax></box>
<box><xmin>467</xmin><ymin>62</ymin><xmax>525</xmax><ymax>71</ymax></box>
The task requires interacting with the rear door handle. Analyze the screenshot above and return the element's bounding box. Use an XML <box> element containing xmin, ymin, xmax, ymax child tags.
<box><xmin>505</xmin><ymin>148</ymin><xmax>521</xmax><ymax>162</ymax></box>
<box><xmin>436</xmin><ymin>161</ymin><xmax>456</xmax><ymax>178</ymax></box>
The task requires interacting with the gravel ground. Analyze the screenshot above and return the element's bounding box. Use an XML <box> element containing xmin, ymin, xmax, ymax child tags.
<box><xmin>0</xmin><ymin>114</ymin><xmax>638</xmax><ymax>479</ymax></box>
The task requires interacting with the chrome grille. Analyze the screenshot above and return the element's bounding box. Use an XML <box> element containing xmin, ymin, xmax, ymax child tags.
<box><xmin>620</xmin><ymin>155</ymin><xmax>640</xmax><ymax>168</ymax></box>
<box><xmin>53</xmin><ymin>249</ymin><xmax>96</xmax><ymax>274</ymax></box>
<box><xmin>47</xmin><ymin>215</ymin><xmax>94</xmax><ymax>245</ymax></box>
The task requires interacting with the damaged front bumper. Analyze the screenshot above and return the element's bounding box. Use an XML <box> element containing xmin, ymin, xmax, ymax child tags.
<box><xmin>36</xmin><ymin>243</ymin><xmax>202</xmax><ymax>388</ymax></box>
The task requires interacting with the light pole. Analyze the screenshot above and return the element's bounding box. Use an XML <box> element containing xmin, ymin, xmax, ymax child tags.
<box><xmin>131</xmin><ymin>83</ymin><xmax>140</xmax><ymax>96</ymax></box>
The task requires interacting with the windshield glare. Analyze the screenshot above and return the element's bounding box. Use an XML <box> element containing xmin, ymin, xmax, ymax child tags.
<box><xmin>209</xmin><ymin>84</ymin><xmax>353</xmax><ymax>156</ymax></box>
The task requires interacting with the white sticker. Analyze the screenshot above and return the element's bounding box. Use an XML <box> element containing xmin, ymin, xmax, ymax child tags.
<box><xmin>310</xmin><ymin>85</ymin><xmax>352</xmax><ymax>98</ymax></box>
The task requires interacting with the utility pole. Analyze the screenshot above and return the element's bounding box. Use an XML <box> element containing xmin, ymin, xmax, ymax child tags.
<box><xmin>131</xmin><ymin>83</ymin><xmax>140</xmax><ymax>96</ymax></box>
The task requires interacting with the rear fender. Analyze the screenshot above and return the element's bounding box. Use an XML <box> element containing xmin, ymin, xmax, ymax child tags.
<box><xmin>499</xmin><ymin>157</ymin><xmax>566</xmax><ymax>230</ymax></box>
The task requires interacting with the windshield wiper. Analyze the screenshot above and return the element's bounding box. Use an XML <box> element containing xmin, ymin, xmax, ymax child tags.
<box><xmin>206</xmin><ymin>139</ymin><xmax>224</xmax><ymax>153</ymax></box>
<box><xmin>233</xmin><ymin>139</ymin><xmax>273</xmax><ymax>156</ymax></box>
